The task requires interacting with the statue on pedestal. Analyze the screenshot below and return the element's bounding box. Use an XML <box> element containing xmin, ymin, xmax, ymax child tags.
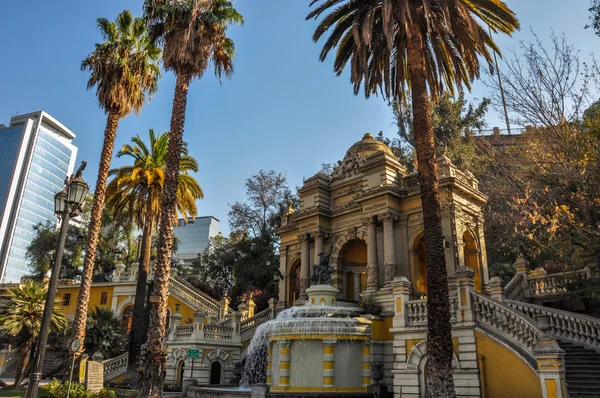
<box><xmin>311</xmin><ymin>246</ymin><xmax>333</xmax><ymax>286</ymax></box>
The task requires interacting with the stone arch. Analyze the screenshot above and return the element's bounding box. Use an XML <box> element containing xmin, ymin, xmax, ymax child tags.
<box><xmin>406</xmin><ymin>340</ymin><xmax>460</xmax><ymax>397</ymax></box>
<box><xmin>462</xmin><ymin>229</ymin><xmax>482</xmax><ymax>292</ymax></box>
<box><xmin>330</xmin><ymin>229</ymin><xmax>368</xmax><ymax>267</ymax></box>
<box><xmin>287</xmin><ymin>256</ymin><xmax>302</xmax><ymax>305</ymax></box>
<box><xmin>202</xmin><ymin>349</ymin><xmax>233</xmax><ymax>370</ymax></box>
<box><xmin>409</xmin><ymin>231</ymin><xmax>427</xmax><ymax>297</ymax></box>
<box><xmin>115</xmin><ymin>296</ymin><xmax>134</xmax><ymax>316</ymax></box>
<box><xmin>331</xmin><ymin>230</ymin><xmax>368</xmax><ymax>301</ymax></box>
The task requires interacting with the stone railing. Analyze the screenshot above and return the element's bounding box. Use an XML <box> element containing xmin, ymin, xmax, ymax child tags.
<box><xmin>241</xmin><ymin>308</ymin><xmax>274</xmax><ymax>340</ymax></box>
<box><xmin>175</xmin><ymin>324</ymin><xmax>195</xmax><ymax>338</ymax></box>
<box><xmin>103</xmin><ymin>352</ymin><xmax>128</xmax><ymax>381</ymax></box>
<box><xmin>168</xmin><ymin>276</ymin><xmax>220</xmax><ymax>316</ymax></box>
<box><xmin>528</xmin><ymin>268</ymin><xmax>589</xmax><ymax>297</ymax></box>
<box><xmin>506</xmin><ymin>300</ymin><xmax>600</xmax><ymax>350</ymax></box>
<box><xmin>204</xmin><ymin>324</ymin><xmax>234</xmax><ymax>340</ymax></box>
<box><xmin>504</xmin><ymin>272</ymin><xmax>527</xmax><ymax>301</ymax></box>
<box><xmin>472</xmin><ymin>292</ymin><xmax>542</xmax><ymax>353</ymax></box>
<box><xmin>406</xmin><ymin>297</ymin><xmax>458</xmax><ymax>326</ymax></box>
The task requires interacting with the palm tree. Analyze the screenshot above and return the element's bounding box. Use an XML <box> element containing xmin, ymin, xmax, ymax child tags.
<box><xmin>307</xmin><ymin>1</ymin><xmax>518</xmax><ymax>396</ymax></box>
<box><xmin>72</xmin><ymin>9</ymin><xmax>161</xmax><ymax>361</ymax></box>
<box><xmin>140</xmin><ymin>2</ymin><xmax>242</xmax><ymax>395</ymax></box>
<box><xmin>0</xmin><ymin>280</ymin><xmax>67</xmax><ymax>388</ymax></box>
<box><xmin>106</xmin><ymin>129</ymin><xmax>202</xmax><ymax>374</ymax></box>
<box><xmin>85</xmin><ymin>307</ymin><xmax>125</xmax><ymax>359</ymax></box>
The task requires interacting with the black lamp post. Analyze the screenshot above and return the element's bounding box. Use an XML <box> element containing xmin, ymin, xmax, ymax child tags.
<box><xmin>25</xmin><ymin>162</ymin><xmax>89</xmax><ymax>398</ymax></box>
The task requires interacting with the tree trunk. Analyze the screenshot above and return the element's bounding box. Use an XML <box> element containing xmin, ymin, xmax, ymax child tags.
<box><xmin>12</xmin><ymin>337</ymin><xmax>34</xmax><ymax>388</ymax></box>
<box><xmin>407</xmin><ymin>22</ymin><xmax>457</xmax><ymax>398</ymax></box>
<box><xmin>69</xmin><ymin>111</ymin><xmax>121</xmax><ymax>362</ymax></box>
<box><xmin>127</xmin><ymin>199</ymin><xmax>154</xmax><ymax>375</ymax></box>
<box><xmin>139</xmin><ymin>71</ymin><xmax>191</xmax><ymax>397</ymax></box>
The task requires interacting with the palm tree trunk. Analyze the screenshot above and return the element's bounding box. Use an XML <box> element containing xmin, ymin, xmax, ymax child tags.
<box><xmin>127</xmin><ymin>200</ymin><xmax>154</xmax><ymax>373</ymax></box>
<box><xmin>407</xmin><ymin>23</ymin><xmax>456</xmax><ymax>398</ymax></box>
<box><xmin>12</xmin><ymin>337</ymin><xmax>34</xmax><ymax>388</ymax></box>
<box><xmin>139</xmin><ymin>71</ymin><xmax>191</xmax><ymax>397</ymax></box>
<box><xmin>69</xmin><ymin>111</ymin><xmax>120</xmax><ymax>362</ymax></box>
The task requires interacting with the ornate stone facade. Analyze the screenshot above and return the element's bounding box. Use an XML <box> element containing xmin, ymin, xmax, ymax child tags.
<box><xmin>276</xmin><ymin>133</ymin><xmax>489</xmax><ymax>308</ymax></box>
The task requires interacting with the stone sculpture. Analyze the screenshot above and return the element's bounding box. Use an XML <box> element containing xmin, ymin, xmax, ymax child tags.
<box><xmin>311</xmin><ymin>246</ymin><xmax>333</xmax><ymax>285</ymax></box>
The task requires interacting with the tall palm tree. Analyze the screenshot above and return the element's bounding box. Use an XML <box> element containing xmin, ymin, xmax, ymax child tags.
<box><xmin>140</xmin><ymin>1</ymin><xmax>243</xmax><ymax>395</ymax></box>
<box><xmin>106</xmin><ymin>129</ymin><xmax>202</xmax><ymax>375</ymax></box>
<box><xmin>307</xmin><ymin>1</ymin><xmax>518</xmax><ymax>396</ymax></box>
<box><xmin>0</xmin><ymin>280</ymin><xmax>67</xmax><ymax>388</ymax></box>
<box><xmin>72</xmin><ymin>9</ymin><xmax>161</xmax><ymax>360</ymax></box>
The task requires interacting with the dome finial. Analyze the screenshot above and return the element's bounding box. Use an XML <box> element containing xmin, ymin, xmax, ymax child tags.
<box><xmin>363</xmin><ymin>132</ymin><xmax>374</xmax><ymax>140</ymax></box>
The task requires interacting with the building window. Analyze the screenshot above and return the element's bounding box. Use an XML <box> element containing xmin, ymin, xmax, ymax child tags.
<box><xmin>100</xmin><ymin>292</ymin><xmax>108</xmax><ymax>305</ymax></box>
<box><xmin>62</xmin><ymin>293</ymin><xmax>71</xmax><ymax>306</ymax></box>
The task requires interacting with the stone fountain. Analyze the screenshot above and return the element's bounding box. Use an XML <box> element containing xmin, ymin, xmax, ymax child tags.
<box><xmin>241</xmin><ymin>249</ymin><xmax>372</xmax><ymax>394</ymax></box>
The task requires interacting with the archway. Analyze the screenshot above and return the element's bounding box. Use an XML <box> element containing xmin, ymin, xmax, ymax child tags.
<box><xmin>287</xmin><ymin>259</ymin><xmax>301</xmax><ymax>305</ymax></box>
<box><xmin>176</xmin><ymin>360</ymin><xmax>185</xmax><ymax>384</ymax></box>
<box><xmin>210</xmin><ymin>361</ymin><xmax>222</xmax><ymax>385</ymax></box>
<box><xmin>338</xmin><ymin>239</ymin><xmax>367</xmax><ymax>301</ymax></box>
<box><xmin>411</xmin><ymin>233</ymin><xmax>427</xmax><ymax>298</ymax></box>
<box><xmin>463</xmin><ymin>231</ymin><xmax>482</xmax><ymax>292</ymax></box>
<box><xmin>120</xmin><ymin>305</ymin><xmax>133</xmax><ymax>334</ymax></box>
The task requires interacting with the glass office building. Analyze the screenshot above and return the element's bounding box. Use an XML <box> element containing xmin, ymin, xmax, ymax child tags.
<box><xmin>173</xmin><ymin>216</ymin><xmax>220</xmax><ymax>263</ymax></box>
<box><xmin>0</xmin><ymin>111</ymin><xmax>77</xmax><ymax>283</ymax></box>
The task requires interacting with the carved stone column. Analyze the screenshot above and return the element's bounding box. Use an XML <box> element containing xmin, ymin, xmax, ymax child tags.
<box><xmin>379</xmin><ymin>212</ymin><xmax>397</xmax><ymax>289</ymax></box>
<box><xmin>313</xmin><ymin>230</ymin><xmax>328</xmax><ymax>265</ymax></box>
<box><xmin>363</xmin><ymin>216</ymin><xmax>379</xmax><ymax>292</ymax></box>
<box><xmin>298</xmin><ymin>233</ymin><xmax>311</xmax><ymax>301</ymax></box>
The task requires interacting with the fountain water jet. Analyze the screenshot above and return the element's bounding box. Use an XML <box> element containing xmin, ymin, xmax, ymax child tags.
<box><xmin>241</xmin><ymin>262</ymin><xmax>371</xmax><ymax>393</ymax></box>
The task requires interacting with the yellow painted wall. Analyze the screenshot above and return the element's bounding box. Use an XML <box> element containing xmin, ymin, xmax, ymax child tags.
<box><xmin>58</xmin><ymin>285</ymin><xmax>114</xmax><ymax>316</ymax></box>
<box><xmin>371</xmin><ymin>317</ymin><xmax>394</xmax><ymax>341</ymax></box>
<box><xmin>168</xmin><ymin>295</ymin><xmax>195</xmax><ymax>324</ymax></box>
<box><xmin>475</xmin><ymin>331</ymin><xmax>542</xmax><ymax>398</ymax></box>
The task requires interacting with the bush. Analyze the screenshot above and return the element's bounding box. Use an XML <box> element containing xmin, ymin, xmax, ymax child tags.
<box><xmin>488</xmin><ymin>263</ymin><xmax>516</xmax><ymax>285</ymax></box>
<box><xmin>43</xmin><ymin>380</ymin><xmax>117</xmax><ymax>398</ymax></box>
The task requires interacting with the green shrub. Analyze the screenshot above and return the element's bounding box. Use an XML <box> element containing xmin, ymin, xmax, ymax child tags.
<box><xmin>42</xmin><ymin>380</ymin><xmax>117</xmax><ymax>398</ymax></box>
<box><xmin>489</xmin><ymin>263</ymin><xmax>516</xmax><ymax>285</ymax></box>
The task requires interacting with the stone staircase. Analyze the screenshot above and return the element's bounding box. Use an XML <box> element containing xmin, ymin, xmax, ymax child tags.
<box><xmin>558</xmin><ymin>340</ymin><xmax>600</xmax><ymax>398</ymax></box>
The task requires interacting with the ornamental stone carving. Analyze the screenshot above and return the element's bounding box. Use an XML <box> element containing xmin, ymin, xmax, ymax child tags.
<box><xmin>331</xmin><ymin>151</ymin><xmax>367</xmax><ymax>181</ymax></box>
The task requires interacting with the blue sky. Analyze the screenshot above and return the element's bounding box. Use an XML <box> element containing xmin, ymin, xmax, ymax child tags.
<box><xmin>0</xmin><ymin>1</ymin><xmax>597</xmax><ymax>235</ymax></box>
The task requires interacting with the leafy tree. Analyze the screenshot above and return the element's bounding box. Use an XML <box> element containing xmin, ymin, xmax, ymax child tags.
<box><xmin>307</xmin><ymin>1</ymin><xmax>518</xmax><ymax>395</ymax></box>
<box><xmin>488</xmin><ymin>263</ymin><xmax>516</xmax><ymax>285</ymax></box>
<box><xmin>229</xmin><ymin>170</ymin><xmax>296</xmax><ymax>241</ymax></box>
<box><xmin>106</xmin><ymin>129</ymin><xmax>202</xmax><ymax>373</ymax></box>
<box><xmin>385</xmin><ymin>92</ymin><xmax>490</xmax><ymax>171</ymax></box>
<box><xmin>186</xmin><ymin>234</ymin><xmax>237</xmax><ymax>299</ymax></box>
<box><xmin>141</xmin><ymin>1</ymin><xmax>243</xmax><ymax>393</ymax></box>
<box><xmin>84</xmin><ymin>307</ymin><xmax>125</xmax><ymax>359</ymax></box>
<box><xmin>483</xmin><ymin>33</ymin><xmax>600</xmax><ymax>269</ymax></box>
<box><xmin>73</xmin><ymin>9</ymin><xmax>161</xmax><ymax>365</ymax></box>
<box><xmin>26</xmin><ymin>221</ymin><xmax>87</xmax><ymax>280</ymax></box>
<box><xmin>588</xmin><ymin>1</ymin><xmax>600</xmax><ymax>36</ymax></box>
<box><xmin>0</xmin><ymin>280</ymin><xmax>67</xmax><ymax>388</ymax></box>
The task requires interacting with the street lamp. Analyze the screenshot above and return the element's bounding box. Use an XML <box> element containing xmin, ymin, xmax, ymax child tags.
<box><xmin>136</xmin><ymin>234</ymin><xmax>143</xmax><ymax>262</ymax></box>
<box><xmin>25</xmin><ymin>161</ymin><xmax>89</xmax><ymax>398</ymax></box>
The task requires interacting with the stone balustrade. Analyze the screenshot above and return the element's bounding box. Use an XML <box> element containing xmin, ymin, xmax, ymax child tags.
<box><xmin>405</xmin><ymin>297</ymin><xmax>458</xmax><ymax>326</ymax></box>
<box><xmin>241</xmin><ymin>307</ymin><xmax>274</xmax><ymax>340</ymax></box>
<box><xmin>506</xmin><ymin>300</ymin><xmax>600</xmax><ymax>350</ymax></box>
<box><xmin>472</xmin><ymin>292</ymin><xmax>542</xmax><ymax>353</ymax></box>
<box><xmin>504</xmin><ymin>258</ymin><xmax>595</xmax><ymax>301</ymax></box>
<box><xmin>103</xmin><ymin>352</ymin><xmax>128</xmax><ymax>381</ymax></box>
<box><xmin>528</xmin><ymin>268</ymin><xmax>590</xmax><ymax>297</ymax></box>
<box><xmin>168</xmin><ymin>276</ymin><xmax>221</xmax><ymax>316</ymax></box>
<box><xmin>204</xmin><ymin>324</ymin><xmax>233</xmax><ymax>340</ymax></box>
<box><xmin>175</xmin><ymin>324</ymin><xmax>195</xmax><ymax>338</ymax></box>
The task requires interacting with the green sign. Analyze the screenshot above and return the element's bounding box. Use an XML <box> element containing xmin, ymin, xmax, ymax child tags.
<box><xmin>188</xmin><ymin>349</ymin><xmax>200</xmax><ymax>359</ymax></box>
